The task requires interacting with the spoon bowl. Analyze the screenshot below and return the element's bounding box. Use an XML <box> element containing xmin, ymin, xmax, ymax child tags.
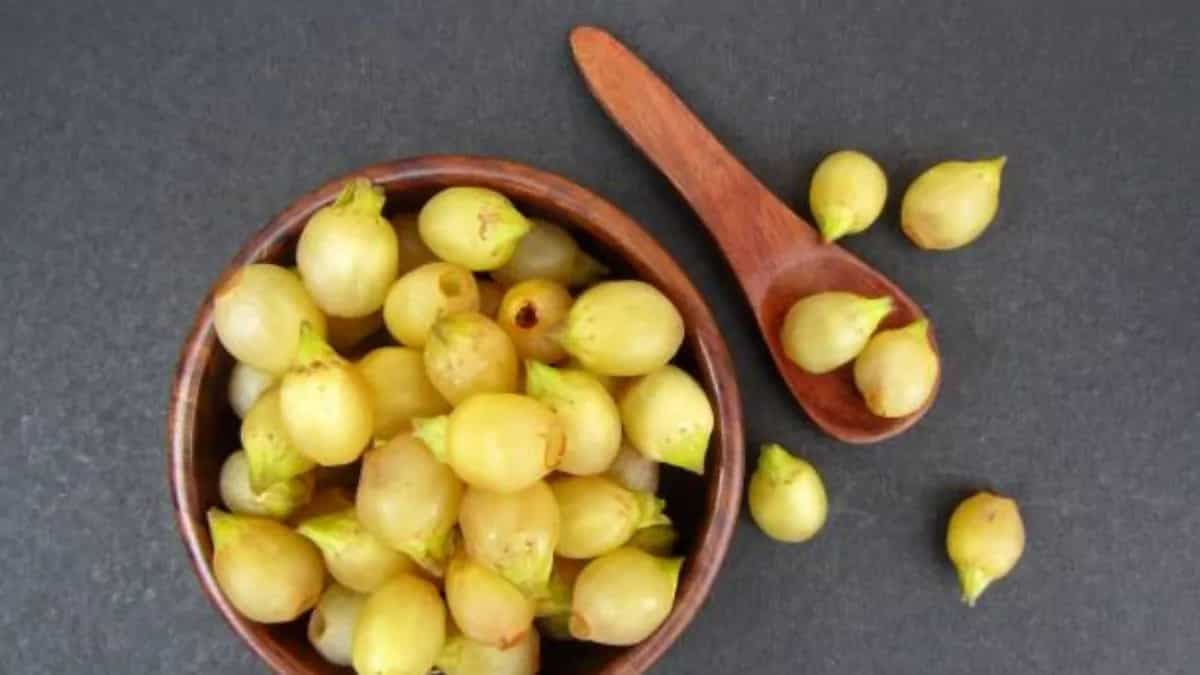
<box><xmin>758</xmin><ymin>246</ymin><xmax>938</xmax><ymax>442</ymax></box>
<box><xmin>570</xmin><ymin>26</ymin><xmax>939</xmax><ymax>443</ymax></box>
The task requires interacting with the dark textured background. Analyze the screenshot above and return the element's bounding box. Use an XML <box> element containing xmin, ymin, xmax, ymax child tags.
<box><xmin>2</xmin><ymin>1</ymin><xmax>1198</xmax><ymax>673</ymax></box>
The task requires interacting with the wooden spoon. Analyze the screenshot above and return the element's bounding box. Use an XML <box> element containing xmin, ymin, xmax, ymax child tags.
<box><xmin>570</xmin><ymin>26</ymin><xmax>939</xmax><ymax>443</ymax></box>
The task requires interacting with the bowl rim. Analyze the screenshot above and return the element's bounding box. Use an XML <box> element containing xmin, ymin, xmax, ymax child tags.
<box><xmin>167</xmin><ymin>154</ymin><xmax>745</xmax><ymax>674</ymax></box>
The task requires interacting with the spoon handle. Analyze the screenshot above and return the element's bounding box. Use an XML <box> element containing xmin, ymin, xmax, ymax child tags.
<box><xmin>570</xmin><ymin>25</ymin><xmax>818</xmax><ymax>303</ymax></box>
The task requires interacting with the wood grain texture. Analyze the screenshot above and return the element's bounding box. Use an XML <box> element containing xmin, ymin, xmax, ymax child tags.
<box><xmin>167</xmin><ymin>155</ymin><xmax>745</xmax><ymax>674</ymax></box>
<box><xmin>570</xmin><ymin>26</ymin><xmax>940</xmax><ymax>443</ymax></box>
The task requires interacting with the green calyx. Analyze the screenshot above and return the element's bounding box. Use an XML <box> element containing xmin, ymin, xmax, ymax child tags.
<box><xmin>535</xmin><ymin>560</ymin><xmax>580</xmax><ymax>617</ymax></box>
<box><xmin>898</xmin><ymin>318</ymin><xmax>931</xmax><ymax>342</ymax></box>
<box><xmin>240</xmin><ymin>388</ymin><xmax>314</xmax><ymax>492</ymax></box>
<box><xmin>633</xmin><ymin>491</ymin><xmax>672</xmax><ymax>529</ymax></box>
<box><xmin>412</xmin><ymin>415</ymin><xmax>450</xmax><ymax>462</ymax></box>
<box><xmin>244</xmin><ymin>439</ymin><xmax>314</xmax><ymax>493</ymax></box>
<box><xmin>330</xmin><ymin>176</ymin><xmax>386</xmax><ymax>216</ymax></box>
<box><xmin>857</xmin><ymin>295</ymin><xmax>895</xmax><ymax>327</ymax></box>
<box><xmin>292</xmin><ymin>321</ymin><xmax>339</xmax><ymax>369</ymax></box>
<box><xmin>957</xmin><ymin>565</ymin><xmax>993</xmax><ymax>607</ymax></box>
<box><xmin>976</xmin><ymin>156</ymin><xmax>1007</xmax><ymax>185</ymax></box>
<box><xmin>567</xmin><ymin>250</ymin><xmax>609</xmax><ymax>287</ymax></box>
<box><xmin>758</xmin><ymin>443</ymin><xmax>807</xmax><ymax>484</ymax></box>
<box><xmin>400</xmin><ymin>526</ymin><xmax>457</xmax><ymax>577</ymax></box>
<box><xmin>523</xmin><ymin>359</ymin><xmax>561</xmax><ymax>399</ymax></box>
<box><xmin>206</xmin><ymin>508</ymin><xmax>247</xmax><ymax>551</ymax></box>
<box><xmin>296</xmin><ymin>508</ymin><xmax>359</xmax><ymax>556</ymax></box>
<box><xmin>815</xmin><ymin>204</ymin><xmax>857</xmax><ymax>243</ymax></box>
<box><xmin>257</xmin><ymin>475</ymin><xmax>313</xmax><ymax>518</ymax></box>
<box><xmin>658</xmin><ymin>556</ymin><xmax>685</xmax><ymax>597</ymax></box>
<box><xmin>659</xmin><ymin>427</ymin><xmax>710</xmax><ymax>475</ymax></box>
<box><xmin>499</xmin><ymin>549</ymin><xmax>554</xmax><ymax>599</ymax></box>
<box><xmin>627</xmin><ymin>524</ymin><xmax>679</xmax><ymax>557</ymax></box>
<box><xmin>429</xmin><ymin>312</ymin><xmax>482</xmax><ymax>346</ymax></box>
<box><xmin>479</xmin><ymin>202</ymin><xmax>531</xmax><ymax>246</ymax></box>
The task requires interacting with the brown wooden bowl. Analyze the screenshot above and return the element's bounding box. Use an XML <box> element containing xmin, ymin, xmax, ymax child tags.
<box><xmin>168</xmin><ymin>155</ymin><xmax>745</xmax><ymax>674</ymax></box>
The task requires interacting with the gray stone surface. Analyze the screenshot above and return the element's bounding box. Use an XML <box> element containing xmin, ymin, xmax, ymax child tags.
<box><xmin>1</xmin><ymin>1</ymin><xmax>1197</xmax><ymax>673</ymax></box>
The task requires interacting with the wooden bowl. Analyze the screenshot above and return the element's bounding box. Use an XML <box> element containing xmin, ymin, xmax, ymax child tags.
<box><xmin>168</xmin><ymin>156</ymin><xmax>745</xmax><ymax>674</ymax></box>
